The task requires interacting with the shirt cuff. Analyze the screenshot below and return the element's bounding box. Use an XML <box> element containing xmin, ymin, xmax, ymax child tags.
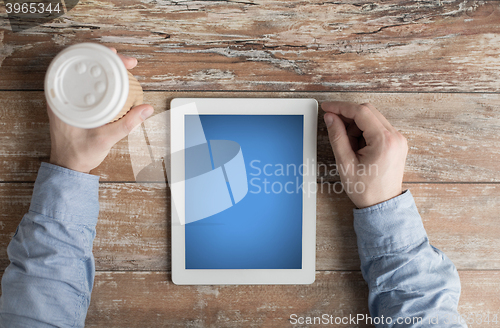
<box><xmin>29</xmin><ymin>162</ymin><xmax>100</xmax><ymax>226</ymax></box>
<box><xmin>353</xmin><ymin>190</ymin><xmax>427</xmax><ymax>258</ymax></box>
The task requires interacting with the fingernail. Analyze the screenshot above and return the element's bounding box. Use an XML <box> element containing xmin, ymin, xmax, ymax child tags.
<box><xmin>124</xmin><ymin>55</ymin><xmax>137</xmax><ymax>64</ymax></box>
<box><xmin>141</xmin><ymin>107</ymin><xmax>154</xmax><ymax>120</ymax></box>
<box><xmin>324</xmin><ymin>113</ymin><xmax>334</xmax><ymax>128</ymax></box>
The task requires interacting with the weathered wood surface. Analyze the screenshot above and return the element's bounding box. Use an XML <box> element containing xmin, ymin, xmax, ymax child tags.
<box><xmin>1</xmin><ymin>182</ymin><xmax>498</xmax><ymax>272</ymax></box>
<box><xmin>84</xmin><ymin>271</ymin><xmax>500</xmax><ymax>328</ymax></box>
<box><xmin>86</xmin><ymin>271</ymin><xmax>371</xmax><ymax>328</ymax></box>
<box><xmin>0</xmin><ymin>91</ymin><xmax>498</xmax><ymax>182</ymax></box>
<box><xmin>2</xmin><ymin>0</ymin><xmax>500</xmax><ymax>92</ymax></box>
<box><xmin>0</xmin><ymin>0</ymin><xmax>499</xmax><ymax>326</ymax></box>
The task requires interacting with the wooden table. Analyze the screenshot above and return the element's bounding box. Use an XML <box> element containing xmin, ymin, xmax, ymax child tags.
<box><xmin>1</xmin><ymin>1</ymin><xmax>499</xmax><ymax>327</ymax></box>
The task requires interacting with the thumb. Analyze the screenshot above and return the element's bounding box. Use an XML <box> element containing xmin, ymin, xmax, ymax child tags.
<box><xmin>101</xmin><ymin>104</ymin><xmax>154</xmax><ymax>146</ymax></box>
<box><xmin>324</xmin><ymin>112</ymin><xmax>357</xmax><ymax>168</ymax></box>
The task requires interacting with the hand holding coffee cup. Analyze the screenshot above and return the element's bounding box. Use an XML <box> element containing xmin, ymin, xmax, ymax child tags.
<box><xmin>45</xmin><ymin>43</ymin><xmax>154</xmax><ymax>173</ymax></box>
<box><xmin>45</xmin><ymin>43</ymin><xmax>144</xmax><ymax>128</ymax></box>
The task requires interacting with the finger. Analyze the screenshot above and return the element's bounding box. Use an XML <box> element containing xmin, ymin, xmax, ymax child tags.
<box><xmin>324</xmin><ymin>112</ymin><xmax>357</xmax><ymax>168</ymax></box>
<box><xmin>323</xmin><ymin>103</ymin><xmax>361</xmax><ymax>151</ymax></box>
<box><xmin>322</xmin><ymin>101</ymin><xmax>388</xmax><ymax>138</ymax></box>
<box><xmin>322</xmin><ymin>103</ymin><xmax>355</xmax><ymax>126</ymax></box>
<box><xmin>360</xmin><ymin>103</ymin><xmax>395</xmax><ymax>132</ymax></box>
<box><xmin>46</xmin><ymin>104</ymin><xmax>64</xmax><ymax>125</ymax></box>
<box><xmin>46</xmin><ymin>104</ymin><xmax>55</xmax><ymax>119</ymax></box>
<box><xmin>106</xmin><ymin>47</ymin><xmax>138</xmax><ymax>69</ymax></box>
<box><xmin>99</xmin><ymin>104</ymin><xmax>154</xmax><ymax>146</ymax></box>
<box><xmin>117</xmin><ymin>53</ymin><xmax>138</xmax><ymax>69</ymax></box>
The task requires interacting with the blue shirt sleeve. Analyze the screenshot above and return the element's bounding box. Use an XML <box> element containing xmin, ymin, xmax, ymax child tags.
<box><xmin>353</xmin><ymin>190</ymin><xmax>467</xmax><ymax>327</ymax></box>
<box><xmin>0</xmin><ymin>162</ymin><xmax>100</xmax><ymax>328</ymax></box>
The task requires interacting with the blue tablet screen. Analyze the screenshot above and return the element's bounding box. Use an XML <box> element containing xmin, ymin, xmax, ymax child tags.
<box><xmin>184</xmin><ymin>115</ymin><xmax>304</xmax><ymax>269</ymax></box>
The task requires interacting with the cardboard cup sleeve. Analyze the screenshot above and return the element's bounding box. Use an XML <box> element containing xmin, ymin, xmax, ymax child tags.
<box><xmin>111</xmin><ymin>71</ymin><xmax>144</xmax><ymax>122</ymax></box>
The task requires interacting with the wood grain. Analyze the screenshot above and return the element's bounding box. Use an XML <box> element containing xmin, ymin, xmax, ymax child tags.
<box><xmin>84</xmin><ymin>270</ymin><xmax>500</xmax><ymax>328</ymax></box>
<box><xmin>1</xmin><ymin>1</ymin><xmax>500</xmax><ymax>92</ymax></box>
<box><xmin>458</xmin><ymin>271</ymin><xmax>500</xmax><ymax>328</ymax></box>
<box><xmin>1</xmin><ymin>182</ymin><xmax>498</xmax><ymax>272</ymax></box>
<box><xmin>86</xmin><ymin>271</ymin><xmax>371</xmax><ymax>328</ymax></box>
<box><xmin>1</xmin><ymin>1</ymin><xmax>499</xmax><ymax>326</ymax></box>
<box><xmin>0</xmin><ymin>91</ymin><xmax>498</xmax><ymax>182</ymax></box>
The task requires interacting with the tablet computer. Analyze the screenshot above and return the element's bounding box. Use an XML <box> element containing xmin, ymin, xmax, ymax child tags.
<box><xmin>170</xmin><ymin>98</ymin><xmax>317</xmax><ymax>285</ymax></box>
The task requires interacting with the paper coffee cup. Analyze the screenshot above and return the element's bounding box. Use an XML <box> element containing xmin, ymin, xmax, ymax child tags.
<box><xmin>45</xmin><ymin>43</ymin><xmax>143</xmax><ymax>129</ymax></box>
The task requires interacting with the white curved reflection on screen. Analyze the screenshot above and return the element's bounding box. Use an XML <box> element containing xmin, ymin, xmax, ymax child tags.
<box><xmin>128</xmin><ymin>103</ymin><xmax>248</xmax><ymax>225</ymax></box>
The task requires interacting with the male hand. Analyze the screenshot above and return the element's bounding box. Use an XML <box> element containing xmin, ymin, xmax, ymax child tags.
<box><xmin>48</xmin><ymin>48</ymin><xmax>154</xmax><ymax>174</ymax></box>
<box><xmin>322</xmin><ymin>102</ymin><xmax>408</xmax><ymax>208</ymax></box>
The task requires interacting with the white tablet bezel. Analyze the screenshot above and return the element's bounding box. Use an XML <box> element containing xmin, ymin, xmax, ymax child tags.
<box><xmin>171</xmin><ymin>98</ymin><xmax>317</xmax><ymax>285</ymax></box>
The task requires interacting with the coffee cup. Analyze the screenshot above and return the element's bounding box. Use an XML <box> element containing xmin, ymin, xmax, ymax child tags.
<box><xmin>45</xmin><ymin>43</ymin><xmax>143</xmax><ymax>129</ymax></box>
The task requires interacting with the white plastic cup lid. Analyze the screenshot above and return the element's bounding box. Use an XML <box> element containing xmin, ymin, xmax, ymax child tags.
<box><xmin>44</xmin><ymin>43</ymin><xmax>129</xmax><ymax>129</ymax></box>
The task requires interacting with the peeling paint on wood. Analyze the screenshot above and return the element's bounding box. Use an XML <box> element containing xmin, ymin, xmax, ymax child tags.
<box><xmin>1</xmin><ymin>0</ymin><xmax>500</xmax><ymax>91</ymax></box>
<box><xmin>0</xmin><ymin>2</ymin><xmax>499</xmax><ymax>325</ymax></box>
